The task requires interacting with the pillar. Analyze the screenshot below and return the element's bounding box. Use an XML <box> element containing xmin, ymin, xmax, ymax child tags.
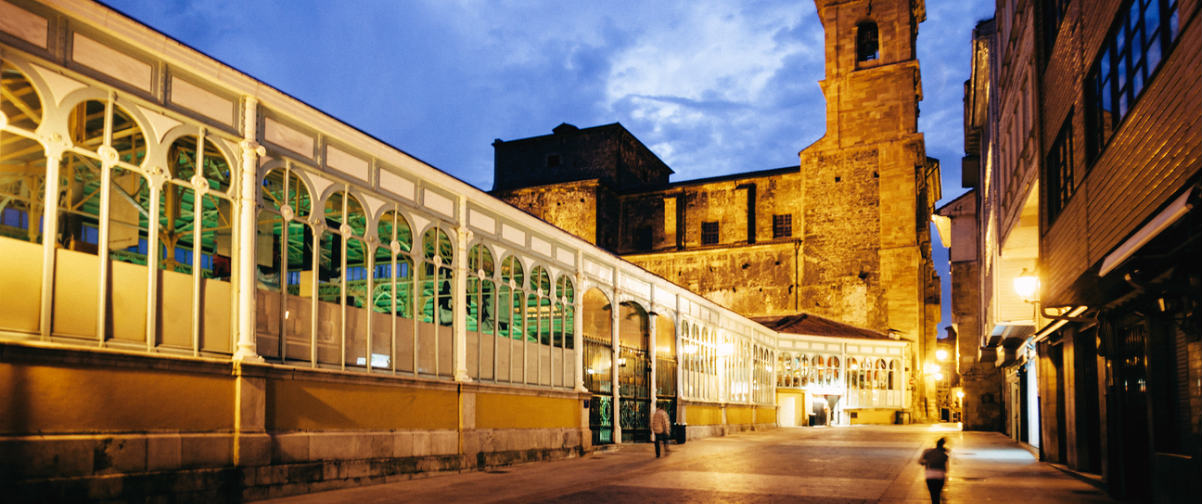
<box><xmin>233</xmin><ymin>97</ymin><xmax>265</xmax><ymax>362</ymax></box>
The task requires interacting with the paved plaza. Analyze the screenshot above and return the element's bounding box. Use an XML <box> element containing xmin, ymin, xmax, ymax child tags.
<box><xmin>261</xmin><ymin>425</ymin><xmax>1115</xmax><ymax>503</ymax></box>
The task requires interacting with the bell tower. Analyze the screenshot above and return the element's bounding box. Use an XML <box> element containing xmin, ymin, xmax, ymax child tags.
<box><xmin>800</xmin><ymin>0</ymin><xmax>941</xmax><ymax>419</ymax></box>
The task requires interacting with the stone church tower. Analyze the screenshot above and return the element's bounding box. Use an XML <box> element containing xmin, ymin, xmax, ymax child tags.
<box><xmin>491</xmin><ymin>0</ymin><xmax>942</xmax><ymax>419</ymax></box>
<box><xmin>801</xmin><ymin>0</ymin><xmax>941</xmax><ymax>414</ymax></box>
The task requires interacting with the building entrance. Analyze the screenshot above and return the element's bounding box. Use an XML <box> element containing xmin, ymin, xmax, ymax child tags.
<box><xmin>582</xmin><ymin>288</ymin><xmax>614</xmax><ymax>444</ymax></box>
<box><xmin>618</xmin><ymin>301</ymin><xmax>651</xmax><ymax>442</ymax></box>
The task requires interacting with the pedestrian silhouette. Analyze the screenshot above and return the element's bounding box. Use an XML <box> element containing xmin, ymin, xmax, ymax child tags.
<box><xmin>651</xmin><ymin>407</ymin><xmax>671</xmax><ymax>457</ymax></box>
<box><xmin>919</xmin><ymin>437</ymin><xmax>949</xmax><ymax>503</ymax></box>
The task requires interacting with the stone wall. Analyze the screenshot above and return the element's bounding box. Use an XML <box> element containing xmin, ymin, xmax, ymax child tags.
<box><xmin>491</xmin><ymin>179</ymin><xmax>603</xmax><ymax>246</ymax></box>
<box><xmin>624</xmin><ymin>242</ymin><xmax>800</xmax><ymax>318</ymax></box>
<box><xmin>491</xmin><ymin>123</ymin><xmax>670</xmax><ymax>193</ymax></box>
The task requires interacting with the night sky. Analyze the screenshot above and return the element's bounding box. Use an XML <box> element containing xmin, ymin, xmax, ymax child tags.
<box><xmin>103</xmin><ymin>0</ymin><xmax>996</xmax><ymax>333</ymax></box>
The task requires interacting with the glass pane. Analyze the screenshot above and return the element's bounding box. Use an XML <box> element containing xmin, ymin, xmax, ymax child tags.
<box><xmin>438</xmin><ymin>266</ymin><xmax>453</xmax><ymax>326</ymax></box>
<box><xmin>325</xmin><ymin>191</ymin><xmax>365</xmax><ymax>236</ymax></box>
<box><xmin>467</xmin><ymin>277</ymin><xmax>480</xmax><ymax>332</ymax></box>
<box><xmin>108</xmin><ymin>167</ymin><xmax>150</xmax><ymax>265</ymax></box>
<box><xmin>1145</xmin><ymin>0</ymin><xmax>1160</xmax><ymax>36</ymax></box>
<box><xmin>396</xmin><ymin>256</ymin><xmax>413</xmax><ymax>319</ymax></box>
<box><xmin>159</xmin><ymin>182</ymin><xmax>196</xmax><ymax>273</ymax></box>
<box><xmin>378</xmin><ymin>210</ymin><xmax>412</xmax><ymax>252</ymax></box>
<box><xmin>481</xmin><ymin>279</ymin><xmax>495</xmax><ymax>335</ymax></box>
<box><xmin>68</xmin><ymin>100</ymin><xmax>105</xmax><ymax>151</ymax></box>
<box><xmin>469</xmin><ymin>244</ymin><xmax>495</xmax><ymax>275</ymax></box>
<box><xmin>372</xmin><ymin>246</ymin><xmax>394</xmax><ymax>314</ymax></box>
<box><xmin>0</xmin><ymin>131</ymin><xmax>47</xmax><ymax>243</ymax></box>
<box><xmin>318</xmin><ymin>231</ymin><xmax>341</xmax><ymax>304</ymax></box>
<box><xmin>498</xmin><ymin>285</ymin><xmax>512</xmax><ymax>337</ymax></box>
<box><xmin>564</xmin><ymin>306</ymin><xmax>574</xmax><ymax>349</ymax></box>
<box><xmin>423</xmin><ymin>227</ymin><xmax>453</xmax><ymax>265</ymax></box>
<box><xmin>57</xmin><ymin>153</ymin><xmax>102</xmax><ymax>254</ymax></box>
<box><xmin>282</xmin><ymin>220</ymin><xmax>306</xmax><ymax>292</ymax></box>
<box><xmin>501</xmin><ymin>255</ymin><xmax>524</xmax><ymax>285</ymax></box>
<box><xmin>110</xmin><ymin>105</ymin><xmax>146</xmax><ymax>167</ymax></box>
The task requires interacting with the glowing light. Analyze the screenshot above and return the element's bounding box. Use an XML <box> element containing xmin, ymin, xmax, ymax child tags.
<box><xmin>924</xmin><ymin>362</ymin><xmax>940</xmax><ymax>374</ymax></box>
<box><xmin>934</xmin><ymin>372</ymin><xmax>944</xmax><ymax>381</ymax></box>
<box><xmin>1014</xmin><ymin>268</ymin><xmax>1040</xmax><ymax>301</ymax></box>
<box><xmin>956</xmin><ymin>390</ymin><xmax>965</xmax><ymax>399</ymax></box>
<box><xmin>935</xmin><ymin>349</ymin><xmax>949</xmax><ymax>361</ymax></box>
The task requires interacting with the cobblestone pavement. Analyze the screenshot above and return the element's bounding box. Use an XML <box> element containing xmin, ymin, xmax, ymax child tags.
<box><xmin>260</xmin><ymin>424</ymin><xmax>1116</xmax><ymax>503</ymax></box>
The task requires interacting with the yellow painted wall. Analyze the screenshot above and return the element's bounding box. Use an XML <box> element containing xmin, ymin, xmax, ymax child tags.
<box><xmin>848</xmin><ymin>408</ymin><xmax>897</xmax><ymax>425</ymax></box>
<box><xmin>756</xmin><ymin>406</ymin><xmax>776</xmax><ymax>424</ymax></box>
<box><xmin>475</xmin><ymin>393</ymin><xmax>578</xmax><ymax>429</ymax></box>
<box><xmin>0</xmin><ymin>362</ymin><xmax>233</xmax><ymax>434</ymax></box>
<box><xmin>726</xmin><ymin>406</ymin><xmax>753</xmax><ymax>425</ymax></box>
<box><xmin>267</xmin><ymin>378</ymin><xmax>457</xmax><ymax>430</ymax></box>
<box><xmin>0</xmin><ymin>237</ymin><xmax>41</xmax><ymax>333</ymax></box>
<box><xmin>685</xmin><ymin>405</ymin><xmax>722</xmax><ymax>426</ymax></box>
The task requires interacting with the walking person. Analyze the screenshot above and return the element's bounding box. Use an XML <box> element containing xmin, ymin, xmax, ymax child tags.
<box><xmin>919</xmin><ymin>437</ymin><xmax>950</xmax><ymax>503</ymax></box>
<box><xmin>651</xmin><ymin>407</ymin><xmax>671</xmax><ymax>458</ymax></box>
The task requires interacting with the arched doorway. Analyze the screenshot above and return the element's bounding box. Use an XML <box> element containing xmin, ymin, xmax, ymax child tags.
<box><xmin>581</xmin><ymin>288</ymin><xmax>613</xmax><ymax>444</ymax></box>
<box><xmin>619</xmin><ymin>301</ymin><xmax>651</xmax><ymax>442</ymax></box>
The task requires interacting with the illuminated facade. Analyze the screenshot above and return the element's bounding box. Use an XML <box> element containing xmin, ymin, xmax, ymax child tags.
<box><xmin>0</xmin><ymin>1</ymin><xmax>777</xmax><ymax>500</ymax></box>
<box><xmin>495</xmin><ymin>0</ymin><xmax>941</xmax><ymax>421</ymax></box>
<box><xmin>944</xmin><ymin>0</ymin><xmax>1200</xmax><ymax>502</ymax></box>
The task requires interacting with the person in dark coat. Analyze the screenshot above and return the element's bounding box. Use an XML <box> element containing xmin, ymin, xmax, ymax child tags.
<box><xmin>919</xmin><ymin>437</ymin><xmax>950</xmax><ymax>503</ymax></box>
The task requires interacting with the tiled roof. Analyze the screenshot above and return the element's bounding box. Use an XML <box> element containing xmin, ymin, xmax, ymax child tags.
<box><xmin>752</xmin><ymin>313</ymin><xmax>896</xmax><ymax>341</ymax></box>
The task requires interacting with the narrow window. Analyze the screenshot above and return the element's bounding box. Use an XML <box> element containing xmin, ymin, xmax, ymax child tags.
<box><xmin>1046</xmin><ymin>113</ymin><xmax>1075</xmax><ymax>222</ymax></box>
<box><xmin>663</xmin><ymin>197</ymin><xmax>677</xmax><ymax>247</ymax></box>
<box><xmin>772</xmin><ymin>214</ymin><xmax>793</xmax><ymax>239</ymax></box>
<box><xmin>1086</xmin><ymin>0</ymin><xmax>1181</xmax><ymax>162</ymax></box>
<box><xmin>856</xmin><ymin>21</ymin><xmax>879</xmax><ymax>63</ymax></box>
<box><xmin>636</xmin><ymin>226</ymin><xmax>652</xmax><ymax>251</ymax></box>
<box><xmin>701</xmin><ymin>221</ymin><xmax>719</xmax><ymax>245</ymax></box>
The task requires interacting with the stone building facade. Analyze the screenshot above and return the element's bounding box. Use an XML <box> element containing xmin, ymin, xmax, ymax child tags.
<box><xmin>945</xmin><ymin>0</ymin><xmax>1201</xmax><ymax>502</ymax></box>
<box><xmin>493</xmin><ymin>0</ymin><xmax>942</xmax><ymax>419</ymax></box>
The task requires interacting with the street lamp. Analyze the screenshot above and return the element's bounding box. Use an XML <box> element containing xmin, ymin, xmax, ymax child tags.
<box><xmin>1014</xmin><ymin>268</ymin><xmax>1040</xmax><ymax>302</ymax></box>
<box><xmin>935</xmin><ymin>349</ymin><xmax>949</xmax><ymax>362</ymax></box>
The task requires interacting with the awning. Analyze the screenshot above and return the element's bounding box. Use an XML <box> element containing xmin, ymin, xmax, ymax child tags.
<box><xmin>1099</xmin><ymin>188</ymin><xmax>1194</xmax><ymax>277</ymax></box>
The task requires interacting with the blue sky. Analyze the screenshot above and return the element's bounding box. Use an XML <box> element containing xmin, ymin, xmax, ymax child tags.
<box><xmin>105</xmin><ymin>0</ymin><xmax>996</xmax><ymax>332</ymax></box>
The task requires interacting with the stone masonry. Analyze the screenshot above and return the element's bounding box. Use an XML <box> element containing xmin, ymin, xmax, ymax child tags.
<box><xmin>492</xmin><ymin>0</ymin><xmax>941</xmax><ymax>420</ymax></box>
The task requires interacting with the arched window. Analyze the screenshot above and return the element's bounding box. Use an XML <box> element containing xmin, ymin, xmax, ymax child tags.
<box><xmin>856</xmin><ymin>21</ymin><xmax>880</xmax><ymax>63</ymax></box>
<box><xmin>369</xmin><ymin>209</ymin><xmax>413</xmax><ymax>370</ymax></box>
<box><xmin>466</xmin><ymin>243</ymin><xmax>496</xmax><ymax>380</ymax></box>
<box><xmin>0</xmin><ymin>62</ymin><xmax>47</xmax><ymax>334</ymax></box>
<box><xmin>529</xmin><ymin>265</ymin><xmax>553</xmax><ymax>346</ymax></box>
<box><xmin>420</xmin><ymin>226</ymin><xmax>453</xmax><ymax>327</ymax></box>
<box><xmin>500</xmin><ymin>255</ymin><xmax>525</xmax><ymax>342</ymax></box>
<box><xmin>162</xmin><ymin>135</ymin><xmax>232</xmax><ymax>277</ymax></box>
<box><xmin>876</xmin><ymin>359</ymin><xmax>888</xmax><ymax>389</ymax></box>
<box><xmin>467</xmin><ymin>244</ymin><xmax>495</xmax><ymax>335</ymax></box>
<box><xmin>256</xmin><ymin>165</ymin><xmax>313</xmax><ymax>360</ymax></box>
<box><xmin>555</xmin><ymin>275</ymin><xmax>575</xmax><ymax>351</ymax></box>
<box><xmin>848</xmin><ymin>358</ymin><xmax>860</xmax><ymax>389</ymax></box>
<box><xmin>374</xmin><ymin>209</ymin><xmax>413</xmax><ymax>319</ymax></box>
<box><xmin>316</xmin><ymin>190</ymin><xmax>369</xmax><ymax>367</ymax></box>
<box><xmin>0</xmin><ymin>63</ymin><xmax>46</xmax><ymax>245</ymax></box>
